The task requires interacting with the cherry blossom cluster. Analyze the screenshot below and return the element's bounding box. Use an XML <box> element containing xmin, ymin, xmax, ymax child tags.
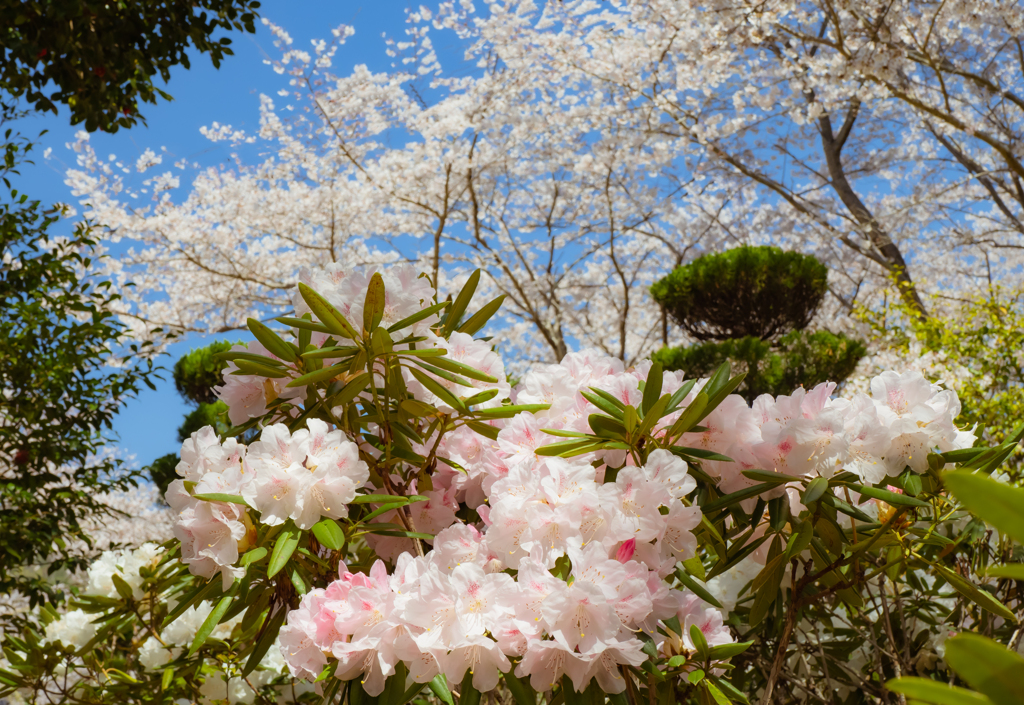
<box><xmin>166</xmin><ymin>421</ymin><xmax>369</xmax><ymax>588</ymax></box>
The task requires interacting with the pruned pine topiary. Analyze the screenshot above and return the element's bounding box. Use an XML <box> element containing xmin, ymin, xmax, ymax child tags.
<box><xmin>653</xmin><ymin>330</ymin><xmax>866</xmax><ymax>402</ymax></box>
<box><xmin>650</xmin><ymin>246</ymin><xmax>829</xmax><ymax>341</ymax></box>
<box><xmin>172</xmin><ymin>340</ymin><xmax>235</xmax><ymax>405</ymax></box>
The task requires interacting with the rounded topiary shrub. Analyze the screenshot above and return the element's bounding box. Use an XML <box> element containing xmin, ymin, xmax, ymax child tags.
<box><xmin>172</xmin><ymin>340</ymin><xmax>234</xmax><ymax>405</ymax></box>
<box><xmin>650</xmin><ymin>246</ymin><xmax>829</xmax><ymax>341</ymax></box>
<box><xmin>653</xmin><ymin>331</ymin><xmax>866</xmax><ymax>402</ymax></box>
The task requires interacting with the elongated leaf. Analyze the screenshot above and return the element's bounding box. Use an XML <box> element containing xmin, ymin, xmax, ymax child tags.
<box><xmin>463</xmin><ymin>388</ymin><xmax>500</xmax><ymax>406</ymax></box>
<box><xmin>329</xmin><ymin>372</ymin><xmax>370</xmax><ymax>408</ymax></box>
<box><xmin>944</xmin><ymin>633</ymin><xmax>1024</xmax><ymax>705</ymax></box>
<box><xmin>247</xmin><ymin>318</ymin><xmax>298</xmax><ymax>362</ymax></box>
<box><xmin>675</xmin><ymin>567</ymin><xmax>723</xmax><ymax>609</ymax></box>
<box><xmin>162</xmin><ymin>578</ymin><xmax>221</xmax><ymax>629</ymax></box>
<box><xmin>428</xmin><ymin>675</ymin><xmax>455</xmax><ymax>705</ymax></box>
<box><xmin>233</xmin><ymin>359</ymin><xmax>289</xmax><ymax>379</ymax></box>
<box><xmin>702</xmin><ymin>483</ymin><xmax>779</xmax><ymax>513</ymax></box>
<box><xmin>111</xmin><ymin>573</ymin><xmax>134</xmax><ymax>601</ymax></box>
<box><xmin>188</xmin><ymin>584</ymin><xmax>237</xmax><ymax>656</ymax></box>
<box><xmin>668</xmin><ymin>392</ymin><xmax>708</xmax><ymax>438</ymax></box>
<box><xmin>442</xmin><ymin>269</ymin><xmax>481</xmax><ymax>335</ymax></box>
<box><xmin>267</xmin><ymin>526</ymin><xmax>300</xmax><ymax>579</ymax></box>
<box><xmin>580</xmin><ymin>389</ymin><xmax>625</xmax><ymax>419</ymax></box>
<box><xmin>311</xmin><ymin>519</ymin><xmax>345</xmax><ymax>551</ymax></box>
<box><xmin>422</xmin><ymin>355</ymin><xmax>498</xmax><ymax>383</ymax></box>
<box><xmin>944</xmin><ymin>470</ymin><xmax>1024</xmax><ymax>545</ymax></box>
<box><xmin>276</xmin><ymin>316</ymin><xmax>332</xmax><ymax>334</ymax></box>
<box><xmin>503</xmin><ymin>671</ymin><xmax>537</xmax><ymax>705</ymax></box>
<box><xmin>285</xmin><ymin>363</ymin><xmax>346</xmax><ymax>388</ymax></box>
<box><xmin>457</xmin><ymin>294</ymin><xmax>505</xmax><ymax>336</ymax></box>
<box><xmin>364</xmin><ymin>272</ymin><xmax>386</xmax><ymax>333</ymax></box>
<box><xmin>240</xmin><ymin>547</ymin><xmax>267</xmax><ymax>566</ymax></box>
<box><xmin>637</xmin><ymin>393</ymin><xmax>670</xmax><ymax>438</ymax></box>
<box><xmin>741</xmin><ymin>468</ymin><xmax>800</xmax><ymax>485</ymax></box>
<box><xmin>642</xmin><ymin>362</ymin><xmax>664</xmax><ymax>415</ymax></box>
<box><xmin>409</xmin><ymin>359</ymin><xmax>475</xmax><ymax>388</ymax></box>
<box><xmin>803</xmin><ymin>477</ymin><xmax>829</xmax><ymax>504</ymax></box>
<box><xmin>241</xmin><ymin>605</ymin><xmax>288</xmax><ymax>677</ymax></box>
<box><xmin>298</xmin><ymin>282</ymin><xmax>359</xmax><ymax>339</ymax></box>
<box><xmin>301</xmin><ymin>345</ymin><xmax>359</xmax><ymax>360</ymax></box>
<box><xmin>388</xmin><ymin>300</ymin><xmax>449</xmax><ymax>333</ymax></box>
<box><xmin>473</xmin><ymin>403</ymin><xmax>550</xmax><ymax>419</ymax></box>
<box><xmin>847</xmin><ymin>483</ymin><xmax>929</xmax><ymax>508</ymax></box>
<box><xmin>984</xmin><ymin>564</ymin><xmax>1024</xmax><ymax>580</ymax></box>
<box><xmin>931</xmin><ymin>563</ymin><xmax>1016</xmax><ymax>622</ymax></box>
<box><xmin>707</xmin><ymin>641</ymin><xmax>754</xmax><ymax>660</ymax></box>
<box><xmin>215</xmin><ymin>351</ymin><xmax>285</xmax><ymax>366</ymax></box>
<box><xmin>192</xmin><ymin>492</ymin><xmax>248</xmax><ymax>506</ymax></box>
<box><xmin>410</xmin><ymin>367</ymin><xmax>465</xmax><ymax>411</ymax></box>
<box><xmin>886</xmin><ymin>677</ymin><xmax>993</xmax><ymax>705</ymax></box>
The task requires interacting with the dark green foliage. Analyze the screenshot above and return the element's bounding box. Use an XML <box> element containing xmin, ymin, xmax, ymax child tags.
<box><xmin>178</xmin><ymin>401</ymin><xmax>229</xmax><ymax>442</ymax></box>
<box><xmin>0</xmin><ymin>0</ymin><xmax>260</xmax><ymax>132</ymax></box>
<box><xmin>145</xmin><ymin>453</ymin><xmax>180</xmax><ymax>498</ymax></box>
<box><xmin>173</xmin><ymin>340</ymin><xmax>232</xmax><ymax>405</ymax></box>
<box><xmin>654</xmin><ymin>331</ymin><xmax>866</xmax><ymax>402</ymax></box>
<box><xmin>0</xmin><ymin>140</ymin><xmax>160</xmax><ymax>602</ymax></box>
<box><xmin>651</xmin><ymin>246</ymin><xmax>829</xmax><ymax>342</ymax></box>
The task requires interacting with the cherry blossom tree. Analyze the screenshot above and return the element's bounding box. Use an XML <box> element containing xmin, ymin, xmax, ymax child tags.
<box><xmin>64</xmin><ymin>0</ymin><xmax>1024</xmax><ymax>366</ymax></box>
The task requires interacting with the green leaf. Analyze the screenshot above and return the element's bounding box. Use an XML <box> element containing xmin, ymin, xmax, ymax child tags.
<box><xmin>188</xmin><ymin>583</ymin><xmax>237</xmax><ymax>656</ymax></box>
<box><xmin>161</xmin><ymin>667</ymin><xmax>174</xmax><ymax>691</ymax></box>
<box><xmin>247</xmin><ymin>318</ymin><xmax>298</xmax><ymax>362</ymax></box>
<box><xmin>267</xmin><ymin>526</ymin><xmax>300</xmax><ymax>579</ymax></box>
<box><xmin>984</xmin><ymin>564</ymin><xmax>1024</xmax><ymax>580</ymax></box>
<box><xmin>233</xmin><ymin>359</ymin><xmax>289</xmax><ymax>379</ymax></box>
<box><xmin>352</xmin><ymin>493</ymin><xmax>427</xmax><ymax>505</ymax></box>
<box><xmin>192</xmin><ymin>492</ymin><xmax>248</xmax><ymax>505</ymax></box>
<box><xmin>690</xmin><ymin>624</ymin><xmax>710</xmax><ymax>659</ymax></box>
<box><xmin>276</xmin><ymin>316</ymin><xmax>333</xmax><ymax>334</ymax></box>
<box><xmin>886</xmin><ymin>677</ymin><xmax>993</xmax><ymax>705</ymax></box>
<box><xmin>409</xmin><ymin>367</ymin><xmax>466</xmax><ymax>411</ymax></box>
<box><xmin>364</xmin><ymin>272</ymin><xmax>386</xmax><ymax>333</ymax></box>
<box><xmin>944</xmin><ymin>470</ymin><xmax>1024</xmax><ymax>545</ymax></box>
<box><xmin>472</xmin><ymin>403</ymin><xmax>550</xmax><ymax>419</ymax></box>
<box><xmin>240</xmin><ymin>547</ymin><xmax>267</xmax><ymax>566</ymax></box>
<box><xmin>675</xmin><ymin>567</ymin><xmax>723</xmax><ymax>609</ymax></box>
<box><xmin>442</xmin><ymin>270</ymin><xmax>481</xmax><ymax>335</ymax></box>
<box><xmin>428</xmin><ymin>675</ymin><xmax>456</xmax><ymax>705</ymax></box>
<box><xmin>944</xmin><ymin>633</ymin><xmax>1024</xmax><ymax>705</ymax></box>
<box><xmin>642</xmin><ymin>362</ymin><xmax>664</xmax><ymax>415</ymax></box>
<box><xmin>702</xmin><ymin>483</ymin><xmax>779</xmax><ymax>513</ymax></box>
<box><xmin>802</xmin><ymin>477</ymin><xmax>829</xmax><ymax>504</ymax></box>
<box><xmin>329</xmin><ymin>372</ymin><xmax>370</xmax><ymax>407</ymax></box>
<box><xmin>388</xmin><ymin>300</ymin><xmax>449</xmax><ymax>333</ymax></box>
<box><xmin>503</xmin><ymin>671</ymin><xmax>537</xmax><ymax>705</ymax></box>
<box><xmin>422</xmin><ymin>355</ymin><xmax>499</xmax><ymax>383</ymax></box>
<box><xmin>459</xmin><ymin>670</ymin><xmax>481</xmax><ymax>705</ymax></box>
<box><xmin>463</xmin><ymin>388</ymin><xmax>500</xmax><ymax>406</ymax></box>
<box><xmin>457</xmin><ymin>294</ymin><xmax>505</xmax><ymax>336</ymax></box>
<box><xmin>241</xmin><ymin>605</ymin><xmax>288</xmax><ymax>677</ymax></box>
<box><xmin>682</xmin><ymin>556</ymin><xmax>706</xmax><ymax>581</ymax></box>
<box><xmin>110</xmin><ymin>573</ymin><xmax>134</xmax><ymax>601</ymax></box>
<box><xmin>931</xmin><ymin>563</ymin><xmax>1016</xmax><ymax>622</ymax></box>
<box><xmin>162</xmin><ymin>578</ymin><xmax>221</xmax><ymax>628</ymax></box>
<box><xmin>740</xmin><ymin>469</ymin><xmax>800</xmax><ymax>485</ymax></box>
<box><xmin>285</xmin><ymin>362</ymin><xmax>346</xmax><ymax>388</ymax></box>
<box><xmin>580</xmin><ymin>389</ymin><xmax>626</xmax><ymax>419</ymax></box>
<box><xmin>668</xmin><ymin>392</ymin><xmax>709</xmax><ymax>438</ymax></box>
<box><xmin>298</xmin><ymin>282</ymin><xmax>359</xmax><ymax>339</ymax></box>
<box><xmin>311</xmin><ymin>519</ymin><xmax>345</xmax><ymax>551</ymax></box>
<box><xmin>847</xmin><ymin>483</ymin><xmax>929</xmax><ymax>508</ymax></box>
<box><xmin>707</xmin><ymin>641</ymin><xmax>754</xmax><ymax>660</ymax></box>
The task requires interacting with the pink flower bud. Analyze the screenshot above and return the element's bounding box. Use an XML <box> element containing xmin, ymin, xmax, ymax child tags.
<box><xmin>616</xmin><ymin>539</ymin><xmax>636</xmax><ymax>563</ymax></box>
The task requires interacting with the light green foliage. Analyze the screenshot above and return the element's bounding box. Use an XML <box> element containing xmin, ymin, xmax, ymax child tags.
<box><xmin>173</xmin><ymin>340</ymin><xmax>234</xmax><ymax>406</ymax></box>
<box><xmin>861</xmin><ymin>287</ymin><xmax>1024</xmax><ymax>449</ymax></box>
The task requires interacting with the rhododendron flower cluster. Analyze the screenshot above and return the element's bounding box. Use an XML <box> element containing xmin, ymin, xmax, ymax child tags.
<box><xmin>152</xmin><ymin>263</ymin><xmax>983</xmax><ymax>701</ymax></box>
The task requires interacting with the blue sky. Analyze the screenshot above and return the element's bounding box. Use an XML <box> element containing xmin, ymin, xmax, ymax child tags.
<box><xmin>11</xmin><ymin>0</ymin><xmax>450</xmax><ymax>471</ymax></box>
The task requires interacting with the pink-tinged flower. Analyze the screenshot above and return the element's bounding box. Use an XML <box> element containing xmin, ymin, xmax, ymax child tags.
<box><xmin>657</xmin><ymin>501</ymin><xmax>702</xmax><ymax>563</ymax></box>
<box><xmin>177</xmin><ymin>426</ymin><xmax>243</xmax><ymax>481</ymax></box>
<box><xmin>516</xmin><ymin>639</ymin><xmax>587</xmax><ymax>693</ymax></box>
<box><xmin>440</xmin><ymin>635</ymin><xmax>511</xmax><ymax>692</ymax></box>
<box><xmin>333</xmin><ymin>634</ymin><xmax>394</xmax><ymax>697</ymax></box>
<box><xmin>490</xmin><ymin>614</ymin><xmax>542</xmax><ymax>657</ymax></box>
<box><xmin>541</xmin><ymin>577</ymin><xmax>621</xmax><ymax>651</ymax></box>
<box><xmin>602</xmin><ymin>467</ymin><xmax>672</xmax><ymax>542</ymax></box>
<box><xmin>497</xmin><ymin>413</ymin><xmax>555</xmax><ymax>468</ymax></box>
<box><xmin>642</xmin><ymin>449</ymin><xmax>696</xmax><ymax>499</ymax></box>
<box><xmin>280</xmin><ymin>595</ymin><xmax>328</xmax><ymax>680</ymax></box>
<box><xmin>570</xmin><ymin>639</ymin><xmax>647</xmax><ymax>694</ymax></box>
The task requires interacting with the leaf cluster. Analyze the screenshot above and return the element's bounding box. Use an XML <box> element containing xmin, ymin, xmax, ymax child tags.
<box><xmin>0</xmin><ymin>143</ymin><xmax>161</xmax><ymax>603</ymax></box>
<box><xmin>654</xmin><ymin>330</ymin><xmax>866</xmax><ymax>402</ymax></box>
<box><xmin>0</xmin><ymin>0</ymin><xmax>261</xmax><ymax>132</ymax></box>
